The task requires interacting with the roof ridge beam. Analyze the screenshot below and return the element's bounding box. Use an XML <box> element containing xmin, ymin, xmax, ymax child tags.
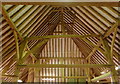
<box><xmin>2</xmin><ymin>2</ymin><xmax>119</xmax><ymax>7</ymax></box>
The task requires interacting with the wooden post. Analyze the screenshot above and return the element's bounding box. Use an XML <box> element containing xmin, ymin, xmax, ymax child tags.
<box><xmin>13</xmin><ymin>31</ymin><xmax>20</xmax><ymax>82</ymax></box>
<box><xmin>27</xmin><ymin>55</ymin><xmax>35</xmax><ymax>82</ymax></box>
<box><xmin>101</xmin><ymin>37</ymin><xmax>118</xmax><ymax>83</ymax></box>
<box><xmin>60</xmin><ymin>7</ymin><xmax>65</xmax><ymax>35</ymax></box>
<box><xmin>2</xmin><ymin>5</ymin><xmax>21</xmax><ymax>82</ymax></box>
<box><xmin>85</xmin><ymin>58</ymin><xmax>91</xmax><ymax>84</ymax></box>
<box><xmin>34</xmin><ymin>60</ymin><xmax>40</xmax><ymax>82</ymax></box>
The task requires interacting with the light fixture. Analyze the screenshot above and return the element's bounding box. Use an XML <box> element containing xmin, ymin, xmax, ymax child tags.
<box><xmin>97</xmin><ymin>80</ymin><xmax>99</xmax><ymax>82</ymax></box>
<box><xmin>115</xmin><ymin>67</ymin><xmax>119</xmax><ymax>70</ymax></box>
<box><xmin>101</xmin><ymin>71</ymin><xmax>106</xmax><ymax>74</ymax></box>
<box><xmin>17</xmin><ymin>79</ymin><xmax>23</xmax><ymax>82</ymax></box>
<box><xmin>42</xmin><ymin>78</ymin><xmax>55</xmax><ymax>81</ymax></box>
<box><xmin>115</xmin><ymin>66</ymin><xmax>120</xmax><ymax>70</ymax></box>
<box><xmin>5</xmin><ymin>73</ymin><xmax>8</xmax><ymax>75</ymax></box>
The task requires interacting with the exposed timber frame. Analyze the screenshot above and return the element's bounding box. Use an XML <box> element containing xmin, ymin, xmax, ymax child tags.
<box><xmin>1</xmin><ymin>1</ymin><xmax>119</xmax><ymax>83</ymax></box>
<box><xmin>86</xmin><ymin>21</ymin><xmax>118</xmax><ymax>60</ymax></box>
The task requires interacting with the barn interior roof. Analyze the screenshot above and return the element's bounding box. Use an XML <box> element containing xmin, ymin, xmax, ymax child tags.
<box><xmin>0</xmin><ymin>1</ymin><xmax>120</xmax><ymax>83</ymax></box>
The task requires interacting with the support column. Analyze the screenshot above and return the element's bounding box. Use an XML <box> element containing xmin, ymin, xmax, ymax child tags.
<box><xmin>101</xmin><ymin>37</ymin><xmax>118</xmax><ymax>83</ymax></box>
<box><xmin>60</xmin><ymin>7</ymin><xmax>65</xmax><ymax>35</ymax></box>
<box><xmin>13</xmin><ymin>31</ymin><xmax>20</xmax><ymax>82</ymax></box>
<box><xmin>34</xmin><ymin>60</ymin><xmax>40</xmax><ymax>82</ymax></box>
<box><xmin>86</xmin><ymin>58</ymin><xmax>91</xmax><ymax>84</ymax></box>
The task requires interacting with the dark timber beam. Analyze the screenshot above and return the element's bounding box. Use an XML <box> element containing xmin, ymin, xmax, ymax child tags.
<box><xmin>2</xmin><ymin>2</ymin><xmax>119</xmax><ymax>7</ymax></box>
<box><xmin>18</xmin><ymin>64</ymin><xmax>112</xmax><ymax>68</ymax></box>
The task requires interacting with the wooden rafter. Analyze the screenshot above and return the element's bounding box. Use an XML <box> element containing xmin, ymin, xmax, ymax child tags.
<box><xmin>110</xmin><ymin>27</ymin><xmax>118</xmax><ymax>59</ymax></box>
<box><xmin>2</xmin><ymin>5</ymin><xmax>21</xmax><ymax>82</ymax></box>
<box><xmin>35</xmin><ymin>76</ymin><xmax>87</xmax><ymax>79</ymax></box>
<box><xmin>103</xmin><ymin>23</ymin><xmax>118</xmax><ymax>38</ymax></box>
<box><xmin>39</xmin><ymin>57</ymin><xmax>85</xmax><ymax>60</ymax></box>
<box><xmin>2</xmin><ymin>5</ymin><xmax>23</xmax><ymax>40</ymax></box>
<box><xmin>86</xmin><ymin>22</ymin><xmax>118</xmax><ymax>59</ymax></box>
<box><xmin>86</xmin><ymin>38</ymin><xmax>102</xmax><ymax>59</ymax></box>
<box><xmin>1</xmin><ymin>1</ymin><xmax>120</xmax><ymax>82</ymax></box>
<box><xmin>21</xmin><ymin>39</ymin><xmax>48</xmax><ymax>63</ymax></box>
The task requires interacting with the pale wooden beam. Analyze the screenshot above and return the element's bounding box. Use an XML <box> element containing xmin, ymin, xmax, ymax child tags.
<box><xmin>21</xmin><ymin>17</ymin><xmax>59</xmax><ymax>63</ymax></box>
<box><xmin>2</xmin><ymin>5</ymin><xmax>23</xmax><ymax>40</ymax></box>
<box><xmin>2</xmin><ymin>75</ymin><xmax>87</xmax><ymax>79</ymax></box>
<box><xmin>2</xmin><ymin>5</ymin><xmax>38</xmax><ymax>61</ymax></box>
<box><xmin>87</xmin><ymin>58</ymin><xmax>91</xmax><ymax>83</ymax></box>
<box><xmin>21</xmin><ymin>39</ymin><xmax>48</xmax><ymax>63</ymax></box>
<box><xmin>39</xmin><ymin>57</ymin><xmax>85</xmax><ymax>60</ymax></box>
<box><xmin>2</xmin><ymin>6</ymin><xmax>20</xmax><ymax>82</ymax></box>
<box><xmin>110</xmin><ymin>27</ymin><xmax>118</xmax><ymax>60</ymax></box>
<box><xmin>13</xmin><ymin>31</ymin><xmax>20</xmax><ymax>82</ymax></box>
<box><xmin>19</xmin><ymin>40</ymin><xmax>28</xmax><ymax>59</ymax></box>
<box><xmin>86</xmin><ymin>22</ymin><xmax>118</xmax><ymax>60</ymax></box>
<box><xmin>2</xmin><ymin>2</ymin><xmax>119</xmax><ymax>7</ymax></box>
<box><xmin>36</xmin><ymin>76</ymin><xmax>87</xmax><ymax>79</ymax></box>
<box><xmin>86</xmin><ymin>38</ymin><xmax>102</xmax><ymax>59</ymax></box>
<box><xmin>26</xmin><ymin>45</ymin><xmax>37</xmax><ymax>61</ymax></box>
<box><xmin>27</xmin><ymin>68</ymin><xmax>34</xmax><ymax>82</ymax></box>
<box><xmin>34</xmin><ymin>60</ymin><xmax>40</xmax><ymax>82</ymax></box>
<box><xmin>25</xmin><ymin>34</ymin><xmax>100</xmax><ymax>41</ymax></box>
<box><xmin>18</xmin><ymin>64</ymin><xmax>112</xmax><ymax>68</ymax></box>
<box><xmin>1</xmin><ymin>7</ymin><xmax>37</xmax><ymax>63</ymax></box>
<box><xmin>101</xmin><ymin>38</ymin><xmax>118</xmax><ymax>83</ymax></box>
<box><xmin>110</xmin><ymin>27</ymin><xmax>118</xmax><ymax>83</ymax></box>
<box><xmin>91</xmin><ymin>72</ymin><xmax>111</xmax><ymax>82</ymax></box>
<box><xmin>103</xmin><ymin>23</ymin><xmax>118</xmax><ymax>38</ymax></box>
<box><xmin>60</xmin><ymin>7</ymin><xmax>65</xmax><ymax>35</ymax></box>
<box><xmin>63</xmin><ymin>10</ymin><xmax>106</xmax><ymax>57</ymax></box>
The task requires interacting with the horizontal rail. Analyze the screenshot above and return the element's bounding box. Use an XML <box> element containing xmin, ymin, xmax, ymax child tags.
<box><xmin>39</xmin><ymin>57</ymin><xmax>85</xmax><ymax>60</ymax></box>
<box><xmin>36</xmin><ymin>76</ymin><xmax>87</xmax><ymax>79</ymax></box>
<box><xmin>25</xmin><ymin>34</ymin><xmax>100</xmax><ymax>41</ymax></box>
<box><xmin>18</xmin><ymin>64</ymin><xmax>112</xmax><ymax>68</ymax></box>
<box><xmin>2</xmin><ymin>2</ymin><xmax>119</xmax><ymax>7</ymax></box>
